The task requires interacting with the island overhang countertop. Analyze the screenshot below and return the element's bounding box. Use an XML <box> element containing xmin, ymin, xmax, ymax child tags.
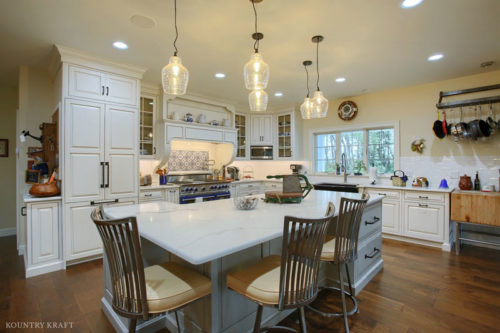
<box><xmin>104</xmin><ymin>190</ymin><xmax>383</xmax><ymax>265</ymax></box>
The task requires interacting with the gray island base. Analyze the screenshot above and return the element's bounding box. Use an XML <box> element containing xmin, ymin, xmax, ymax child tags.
<box><xmin>102</xmin><ymin>191</ymin><xmax>384</xmax><ymax>333</ymax></box>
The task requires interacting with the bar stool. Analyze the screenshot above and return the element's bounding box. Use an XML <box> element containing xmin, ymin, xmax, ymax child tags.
<box><xmin>307</xmin><ymin>194</ymin><xmax>369</xmax><ymax>333</ymax></box>
<box><xmin>226</xmin><ymin>202</ymin><xmax>335</xmax><ymax>333</ymax></box>
<box><xmin>91</xmin><ymin>206</ymin><xmax>212</xmax><ymax>333</ymax></box>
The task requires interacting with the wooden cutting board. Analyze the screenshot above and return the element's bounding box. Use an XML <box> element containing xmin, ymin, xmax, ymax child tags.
<box><xmin>451</xmin><ymin>191</ymin><xmax>500</xmax><ymax>226</ymax></box>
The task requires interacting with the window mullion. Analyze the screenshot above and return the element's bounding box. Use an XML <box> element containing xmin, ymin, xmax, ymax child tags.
<box><xmin>335</xmin><ymin>131</ymin><xmax>340</xmax><ymax>165</ymax></box>
<box><xmin>364</xmin><ymin>129</ymin><xmax>368</xmax><ymax>169</ymax></box>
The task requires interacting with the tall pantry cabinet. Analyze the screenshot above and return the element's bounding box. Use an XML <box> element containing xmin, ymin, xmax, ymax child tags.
<box><xmin>52</xmin><ymin>46</ymin><xmax>146</xmax><ymax>263</ymax></box>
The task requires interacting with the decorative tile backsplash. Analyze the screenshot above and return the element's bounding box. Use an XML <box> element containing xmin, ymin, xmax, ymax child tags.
<box><xmin>168</xmin><ymin>150</ymin><xmax>209</xmax><ymax>171</ymax></box>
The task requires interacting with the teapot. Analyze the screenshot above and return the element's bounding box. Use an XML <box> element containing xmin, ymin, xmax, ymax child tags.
<box><xmin>184</xmin><ymin>112</ymin><xmax>193</xmax><ymax>122</ymax></box>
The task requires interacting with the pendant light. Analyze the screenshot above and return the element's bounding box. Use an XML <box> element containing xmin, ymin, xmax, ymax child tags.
<box><xmin>300</xmin><ymin>60</ymin><xmax>314</xmax><ymax>119</ymax></box>
<box><xmin>249</xmin><ymin>89</ymin><xmax>268</xmax><ymax>112</ymax></box>
<box><xmin>244</xmin><ymin>0</ymin><xmax>269</xmax><ymax>90</ymax></box>
<box><xmin>162</xmin><ymin>0</ymin><xmax>189</xmax><ymax>95</ymax></box>
<box><xmin>311</xmin><ymin>35</ymin><xmax>328</xmax><ymax>118</ymax></box>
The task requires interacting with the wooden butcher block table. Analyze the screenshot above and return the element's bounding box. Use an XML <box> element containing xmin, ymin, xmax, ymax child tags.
<box><xmin>451</xmin><ymin>191</ymin><xmax>500</xmax><ymax>254</ymax></box>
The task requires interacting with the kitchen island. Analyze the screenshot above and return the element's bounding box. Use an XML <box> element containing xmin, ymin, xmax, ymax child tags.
<box><xmin>103</xmin><ymin>190</ymin><xmax>384</xmax><ymax>333</ymax></box>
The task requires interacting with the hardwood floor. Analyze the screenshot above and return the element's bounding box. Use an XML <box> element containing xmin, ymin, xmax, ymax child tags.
<box><xmin>0</xmin><ymin>236</ymin><xmax>498</xmax><ymax>332</ymax></box>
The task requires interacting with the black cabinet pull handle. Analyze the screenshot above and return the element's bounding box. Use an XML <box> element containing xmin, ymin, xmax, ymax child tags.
<box><xmin>90</xmin><ymin>199</ymin><xmax>119</xmax><ymax>206</ymax></box>
<box><xmin>365</xmin><ymin>216</ymin><xmax>380</xmax><ymax>225</ymax></box>
<box><xmin>106</xmin><ymin>86</ymin><xmax>109</xmax><ymax>96</ymax></box>
<box><xmin>100</xmin><ymin>162</ymin><xmax>105</xmax><ymax>188</ymax></box>
<box><xmin>21</xmin><ymin>206</ymin><xmax>27</xmax><ymax>216</ymax></box>
<box><xmin>105</xmin><ymin>162</ymin><xmax>110</xmax><ymax>188</ymax></box>
<box><xmin>144</xmin><ymin>194</ymin><xmax>153</xmax><ymax>197</ymax></box>
<box><xmin>378</xmin><ymin>193</ymin><xmax>386</xmax><ymax>196</ymax></box>
<box><xmin>419</xmin><ymin>195</ymin><xmax>429</xmax><ymax>199</ymax></box>
<box><xmin>153</xmin><ymin>147</ymin><xmax>156</xmax><ymax>154</ymax></box>
<box><xmin>419</xmin><ymin>203</ymin><xmax>428</xmax><ymax>208</ymax></box>
<box><xmin>365</xmin><ymin>247</ymin><xmax>380</xmax><ymax>259</ymax></box>
<box><xmin>102</xmin><ymin>86</ymin><xmax>105</xmax><ymax>95</ymax></box>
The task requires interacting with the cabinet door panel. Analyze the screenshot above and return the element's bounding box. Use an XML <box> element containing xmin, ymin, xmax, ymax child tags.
<box><xmin>105</xmin><ymin>74</ymin><xmax>138</xmax><ymax>106</ymax></box>
<box><xmin>261</xmin><ymin>116</ymin><xmax>272</xmax><ymax>144</ymax></box>
<box><xmin>104</xmin><ymin>104</ymin><xmax>138</xmax><ymax>199</ymax></box>
<box><xmin>31</xmin><ymin>203</ymin><xmax>59</xmax><ymax>264</ymax></box>
<box><xmin>64</xmin><ymin>100</ymin><xmax>105</xmax><ymax>202</ymax></box>
<box><xmin>66</xmin><ymin>204</ymin><xmax>102</xmax><ymax>261</ymax></box>
<box><xmin>68</xmin><ymin>65</ymin><xmax>105</xmax><ymax>101</ymax></box>
<box><xmin>250</xmin><ymin>117</ymin><xmax>261</xmax><ymax>144</ymax></box>
<box><xmin>382</xmin><ymin>199</ymin><xmax>401</xmax><ymax>235</ymax></box>
<box><xmin>404</xmin><ymin>202</ymin><xmax>444</xmax><ymax>242</ymax></box>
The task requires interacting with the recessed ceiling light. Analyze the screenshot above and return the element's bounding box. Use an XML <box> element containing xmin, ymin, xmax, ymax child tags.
<box><xmin>427</xmin><ymin>53</ymin><xmax>444</xmax><ymax>61</ymax></box>
<box><xmin>214</xmin><ymin>73</ymin><xmax>226</xmax><ymax>79</ymax></box>
<box><xmin>113</xmin><ymin>41</ymin><xmax>128</xmax><ymax>50</ymax></box>
<box><xmin>401</xmin><ymin>0</ymin><xmax>424</xmax><ymax>8</ymax></box>
<box><xmin>335</xmin><ymin>77</ymin><xmax>346</xmax><ymax>83</ymax></box>
<box><xmin>274</xmin><ymin>92</ymin><xmax>283</xmax><ymax>97</ymax></box>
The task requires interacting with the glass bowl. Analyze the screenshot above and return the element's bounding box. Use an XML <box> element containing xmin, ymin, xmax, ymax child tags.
<box><xmin>233</xmin><ymin>196</ymin><xmax>259</xmax><ymax>210</ymax></box>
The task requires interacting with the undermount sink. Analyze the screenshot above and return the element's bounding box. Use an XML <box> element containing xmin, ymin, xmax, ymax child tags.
<box><xmin>313</xmin><ymin>183</ymin><xmax>359</xmax><ymax>193</ymax></box>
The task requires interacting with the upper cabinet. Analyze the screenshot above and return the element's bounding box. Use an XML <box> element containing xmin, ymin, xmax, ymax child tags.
<box><xmin>250</xmin><ymin>115</ymin><xmax>273</xmax><ymax>145</ymax></box>
<box><xmin>67</xmin><ymin>64</ymin><xmax>138</xmax><ymax>107</ymax></box>
<box><xmin>140</xmin><ymin>95</ymin><xmax>157</xmax><ymax>158</ymax></box>
<box><xmin>276</xmin><ymin>112</ymin><xmax>295</xmax><ymax>159</ymax></box>
<box><xmin>235</xmin><ymin>114</ymin><xmax>247</xmax><ymax>159</ymax></box>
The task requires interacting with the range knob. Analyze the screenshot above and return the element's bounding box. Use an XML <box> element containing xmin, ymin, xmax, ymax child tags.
<box><xmin>201</xmin><ymin>187</ymin><xmax>206</xmax><ymax>191</ymax></box>
<box><xmin>194</xmin><ymin>188</ymin><xmax>198</xmax><ymax>192</ymax></box>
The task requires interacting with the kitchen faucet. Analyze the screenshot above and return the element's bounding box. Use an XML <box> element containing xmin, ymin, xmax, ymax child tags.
<box><xmin>341</xmin><ymin>153</ymin><xmax>349</xmax><ymax>183</ymax></box>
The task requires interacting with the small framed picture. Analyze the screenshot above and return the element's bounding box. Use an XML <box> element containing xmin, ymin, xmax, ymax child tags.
<box><xmin>0</xmin><ymin>139</ymin><xmax>8</xmax><ymax>157</ymax></box>
<box><xmin>25</xmin><ymin>169</ymin><xmax>41</xmax><ymax>184</ymax></box>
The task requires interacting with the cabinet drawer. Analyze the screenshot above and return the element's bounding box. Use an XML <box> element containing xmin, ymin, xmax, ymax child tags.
<box><xmin>359</xmin><ymin>204</ymin><xmax>382</xmax><ymax>241</ymax></box>
<box><xmin>404</xmin><ymin>191</ymin><xmax>445</xmax><ymax>202</ymax></box>
<box><xmin>238</xmin><ymin>183</ymin><xmax>263</xmax><ymax>191</ymax></box>
<box><xmin>140</xmin><ymin>190</ymin><xmax>164</xmax><ymax>201</ymax></box>
<box><xmin>365</xmin><ymin>189</ymin><xmax>400</xmax><ymax>200</ymax></box>
<box><xmin>355</xmin><ymin>234</ymin><xmax>382</xmax><ymax>280</ymax></box>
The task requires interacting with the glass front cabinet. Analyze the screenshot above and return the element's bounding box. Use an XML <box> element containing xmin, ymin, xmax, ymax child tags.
<box><xmin>235</xmin><ymin>114</ymin><xmax>247</xmax><ymax>159</ymax></box>
<box><xmin>140</xmin><ymin>95</ymin><xmax>156</xmax><ymax>158</ymax></box>
<box><xmin>276</xmin><ymin>112</ymin><xmax>294</xmax><ymax>159</ymax></box>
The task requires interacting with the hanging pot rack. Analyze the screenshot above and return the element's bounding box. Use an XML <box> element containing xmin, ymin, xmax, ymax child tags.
<box><xmin>436</xmin><ymin>84</ymin><xmax>500</xmax><ymax>110</ymax></box>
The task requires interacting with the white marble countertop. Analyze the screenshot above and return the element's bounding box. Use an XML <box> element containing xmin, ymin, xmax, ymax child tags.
<box><xmin>359</xmin><ymin>184</ymin><xmax>454</xmax><ymax>193</ymax></box>
<box><xmin>231</xmin><ymin>179</ymin><xmax>282</xmax><ymax>184</ymax></box>
<box><xmin>104</xmin><ymin>191</ymin><xmax>383</xmax><ymax>265</ymax></box>
<box><xmin>139</xmin><ymin>184</ymin><xmax>180</xmax><ymax>190</ymax></box>
<box><xmin>23</xmin><ymin>194</ymin><xmax>62</xmax><ymax>203</ymax></box>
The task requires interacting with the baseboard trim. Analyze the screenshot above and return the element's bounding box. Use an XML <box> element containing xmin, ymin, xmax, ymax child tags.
<box><xmin>382</xmin><ymin>234</ymin><xmax>444</xmax><ymax>250</ymax></box>
<box><xmin>25</xmin><ymin>260</ymin><xmax>65</xmax><ymax>278</ymax></box>
<box><xmin>0</xmin><ymin>228</ymin><xmax>16</xmax><ymax>237</ymax></box>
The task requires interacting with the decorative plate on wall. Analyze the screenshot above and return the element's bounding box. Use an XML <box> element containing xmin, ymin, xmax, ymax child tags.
<box><xmin>338</xmin><ymin>101</ymin><xmax>358</xmax><ymax>121</ymax></box>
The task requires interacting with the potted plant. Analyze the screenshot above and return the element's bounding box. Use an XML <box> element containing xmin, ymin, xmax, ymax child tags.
<box><xmin>354</xmin><ymin>160</ymin><xmax>365</xmax><ymax>176</ymax></box>
<box><xmin>335</xmin><ymin>163</ymin><xmax>341</xmax><ymax>175</ymax></box>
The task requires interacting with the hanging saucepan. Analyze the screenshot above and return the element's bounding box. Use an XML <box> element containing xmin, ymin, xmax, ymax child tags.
<box><xmin>486</xmin><ymin>103</ymin><xmax>496</xmax><ymax>134</ymax></box>
<box><xmin>455</xmin><ymin>107</ymin><xmax>467</xmax><ymax>140</ymax></box>
<box><xmin>433</xmin><ymin>110</ymin><xmax>445</xmax><ymax>139</ymax></box>
<box><xmin>468</xmin><ymin>106</ymin><xmax>490</xmax><ymax>139</ymax></box>
<box><xmin>480</xmin><ymin>105</ymin><xmax>492</xmax><ymax>137</ymax></box>
<box><xmin>450</xmin><ymin>108</ymin><xmax>459</xmax><ymax>139</ymax></box>
<box><xmin>442</xmin><ymin>111</ymin><xmax>448</xmax><ymax>136</ymax></box>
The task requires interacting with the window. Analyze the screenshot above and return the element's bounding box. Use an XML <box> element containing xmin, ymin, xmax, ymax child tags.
<box><xmin>313</xmin><ymin>125</ymin><xmax>397</xmax><ymax>175</ymax></box>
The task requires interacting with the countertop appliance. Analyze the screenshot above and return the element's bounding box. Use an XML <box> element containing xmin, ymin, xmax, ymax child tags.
<box><xmin>166</xmin><ymin>172</ymin><xmax>231</xmax><ymax>204</ymax></box>
<box><xmin>290</xmin><ymin>164</ymin><xmax>302</xmax><ymax>174</ymax></box>
<box><xmin>226</xmin><ymin>166</ymin><xmax>239</xmax><ymax>181</ymax></box>
<box><xmin>250</xmin><ymin>145</ymin><xmax>273</xmax><ymax>160</ymax></box>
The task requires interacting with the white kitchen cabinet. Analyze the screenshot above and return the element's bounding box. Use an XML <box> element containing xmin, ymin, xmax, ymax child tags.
<box><xmin>68</xmin><ymin>64</ymin><xmax>138</xmax><ymax>107</ymax></box>
<box><xmin>64</xmin><ymin>99</ymin><xmax>138</xmax><ymax>202</ymax></box>
<box><xmin>64</xmin><ymin>99</ymin><xmax>105</xmax><ymax>202</ymax></box>
<box><xmin>139</xmin><ymin>189</ymin><xmax>164</xmax><ymax>202</ymax></box>
<box><xmin>381</xmin><ymin>199</ymin><xmax>401</xmax><ymax>235</ymax></box>
<box><xmin>140</xmin><ymin>95</ymin><xmax>157</xmax><ymax>158</ymax></box>
<box><xmin>250</xmin><ymin>115</ymin><xmax>273</xmax><ymax>145</ymax></box>
<box><xmin>403</xmin><ymin>201</ymin><xmax>444</xmax><ymax>242</ymax></box>
<box><xmin>166</xmin><ymin>188</ymin><xmax>179</xmax><ymax>204</ymax></box>
<box><xmin>25</xmin><ymin>199</ymin><xmax>63</xmax><ymax>278</ymax></box>
<box><xmin>235</xmin><ymin>114</ymin><xmax>248</xmax><ymax>159</ymax></box>
<box><xmin>104</xmin><ymin>104</ymin><xmax>138</xmax><ymax>199</ymax></box>
<box><xmin>276</xmin><ymin>112</ymin><xmax>295</xmax><ymax>159</ymax></box>
<box><xmin>65</xmin><ymin>199</ymin><xmax>137</xmax><ymax>262</ymax></box>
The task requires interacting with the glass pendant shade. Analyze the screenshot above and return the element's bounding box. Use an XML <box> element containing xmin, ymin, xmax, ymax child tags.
<box><xmin>311</xmin><ymin>91</ymin><xmax>328</xmax><ymax>118</ymax></box>
<box><xmin>300</xmin><ymin>97</ymin><xmax>314</xmax><ymax>119</ymax></box>
<box><xmin>244</xmin><ymin>53</ymin><xmax>270</xmax><ymax>90</ymax></box>
<box><xmin>162</xmin><ymin>56</ymin><xmax>189</xmax><ymax>95</ymax></box>
<box><xmin>249</xmin><ymin>89</ymin><xmax>268</xmax><ymax>112</ymax></box>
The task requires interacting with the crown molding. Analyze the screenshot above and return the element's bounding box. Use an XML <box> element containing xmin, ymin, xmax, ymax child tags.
<box><xmin>50</xmin><ymin>44</ymin><xmax>147</xmax><ymax>79</ymax></box>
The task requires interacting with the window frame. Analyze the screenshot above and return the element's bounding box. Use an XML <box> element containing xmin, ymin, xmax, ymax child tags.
<box><xmin>310</xmin><ymin>121</ymin><xmax>399</xmax><ymax>176</ymax></box>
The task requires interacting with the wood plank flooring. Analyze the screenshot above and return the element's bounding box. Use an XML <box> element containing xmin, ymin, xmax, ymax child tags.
<box><xmin>0</xmin><ymin>236</ymin><xmax>498</xmax><ymax>332</ymax></box>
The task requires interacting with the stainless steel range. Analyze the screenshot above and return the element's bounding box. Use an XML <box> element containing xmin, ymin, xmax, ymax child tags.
<box><xmin>166</xmin><ymin>172</ymin><xmax>231</xmax><ymax>204</ymax></box>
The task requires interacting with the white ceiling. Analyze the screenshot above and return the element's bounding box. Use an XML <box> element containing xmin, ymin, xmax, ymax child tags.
<box><xmin>1</xmin><ymin>0</ymin><xmax>499</xmax><ymax>109</ymax></box>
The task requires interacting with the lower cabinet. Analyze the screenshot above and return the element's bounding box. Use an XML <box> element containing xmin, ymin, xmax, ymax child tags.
<box><xmin>65</xmin><ymin>198</ymin><xmax>137</xmax><ymax>262</ymax></box>
<box><xmin>25</xmin><ymin>200</ymin><xmax>63</xmax><ymax>278</ymax></box>
<box><xmin>231</xmin><ymin>181</ymin><xmax>281</xmax><ymax>197</ymax></box>
<box><xmin>381</xmin><ymin>199</ymin><xmax>401</xmax><ymax>235</ymax></box>
<box><xmin>139</xmin><ymin>187</ymin><xmax>179</xmax><ymax>203</ymax></box>
<box><xmin>403</xmin><ymin>201</ymin><xmax>444</xmax><ymax>242</ymax></box>
<box><xmin>166</xmin><ymin>188</ymin><xmax>179</xmax><ymax>204</ymax></box>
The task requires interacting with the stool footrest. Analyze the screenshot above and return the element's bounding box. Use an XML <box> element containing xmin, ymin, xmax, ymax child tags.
<box><xmin>306</xmin><ymin>286</ymin><xmax>358</xmax><ymax>318</ymax></box>
<box><xmin>260</xmin><ymin>326</ymin><xmax>298</xmax><ymax>333</ymax></box>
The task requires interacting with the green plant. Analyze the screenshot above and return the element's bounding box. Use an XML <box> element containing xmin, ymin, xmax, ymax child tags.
<box><xmin>354</xmin><ymin>160</ymin><xmax>366</xmax><ymax>174</ymax></box>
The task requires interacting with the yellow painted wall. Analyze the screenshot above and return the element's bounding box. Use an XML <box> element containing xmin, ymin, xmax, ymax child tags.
<box><xmin>0</xmin><ymin>85</ymin><xmax>18</xmax><ymax>232</ymax></box>
<box><xmin>299</xmin><ymin>70</ymin><xmax>500</xmax><ymax>161</ymax></box>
